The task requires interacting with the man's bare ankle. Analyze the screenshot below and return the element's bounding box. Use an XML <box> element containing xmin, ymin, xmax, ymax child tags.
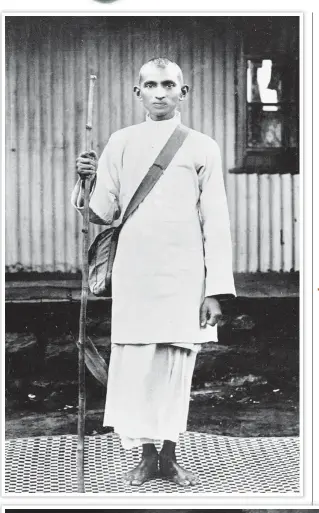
<box><xmin>160</xmin><ymin>440</ymin><xmax>176</xmax><ymax>461</ymax></box>
<box><xmin>142</xmin><ymin>443</ymin><xmax>158</xmax><ymax>458</ymax></box>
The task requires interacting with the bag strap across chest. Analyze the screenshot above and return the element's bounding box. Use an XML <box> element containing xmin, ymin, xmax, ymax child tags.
<box><xmin>121</xmin><ymin>124</ymin><xmax>189</xmax><ymax>225</ymax></box>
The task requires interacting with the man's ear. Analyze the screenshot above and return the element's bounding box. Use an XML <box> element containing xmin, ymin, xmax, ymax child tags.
<box><xmin>180</xmin><ymin>84</ymin><xmax>189</xmax><ymax>101</ymax></box>
<box><xmin>134</xmin><ymin>85</ymin><xmax>142</xmax><ymax>100</ymax></box>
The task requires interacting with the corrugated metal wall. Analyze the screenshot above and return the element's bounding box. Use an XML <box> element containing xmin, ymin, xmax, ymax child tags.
<box><xmin>5</xmin><ymin>16</ymin><xmax>299</xmax><ymax>274</ymax></box>
<box><xmin>229</xmin><ymin>173</ymin><xmax>299</xmax><ymax>272</ymax></box>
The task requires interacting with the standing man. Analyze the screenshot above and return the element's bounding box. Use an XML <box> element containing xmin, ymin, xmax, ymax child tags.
<box><xmin>72</xmin><ymin>57</ymin><xmax>236</xmax><ymax>487</ymax></box>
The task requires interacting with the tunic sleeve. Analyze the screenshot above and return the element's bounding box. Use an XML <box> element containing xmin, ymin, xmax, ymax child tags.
<box><xmin>198</xmin><ymin>138</ymin><xmax>236</xmax><ymax>298</ymax></box>
<box><xmin>71</xmin><ymin>133</ymin><xmax>121</xmax><ymax>225</ymax></box>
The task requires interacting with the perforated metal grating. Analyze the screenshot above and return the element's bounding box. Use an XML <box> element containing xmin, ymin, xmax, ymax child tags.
<box><xmin>5</xmin><ymin>432</ymin><xmax>300</xmax><ymax>494</ymax></box>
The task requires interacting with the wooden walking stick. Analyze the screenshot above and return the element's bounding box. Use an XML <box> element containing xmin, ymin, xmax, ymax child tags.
<box><xmin>77</xmin><ymin>74</ymin><xmax>97</xmax><ymax>493</ymax></box>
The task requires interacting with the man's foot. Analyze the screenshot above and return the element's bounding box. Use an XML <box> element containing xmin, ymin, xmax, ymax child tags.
<box><xmin>159</xmin><ymin>453</ymin><xmax>198</xmax><ymax>487</ymax></box>
<box><xmin>123</xmin><ymin>454</ymin><xmax>159</xmax><ymax>486</ymax></box>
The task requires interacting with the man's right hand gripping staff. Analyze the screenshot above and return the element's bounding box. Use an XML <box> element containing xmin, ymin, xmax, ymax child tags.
<box><xmin>75</xmin><ymin>150</ymin><xmax>98</xmax><ymax>208</ymax></box>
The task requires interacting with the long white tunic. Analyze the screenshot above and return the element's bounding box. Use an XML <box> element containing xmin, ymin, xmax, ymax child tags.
<box><xmin>72</xmin><ymin>113</ymin><xmax>235</xmax><ymax>346</ymax></box>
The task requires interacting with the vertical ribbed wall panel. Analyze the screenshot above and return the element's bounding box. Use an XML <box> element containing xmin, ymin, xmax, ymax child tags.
<box><xmin>282</xmin><ymin>174</ymin><xmax>294</xmax><ymax>272</ymax></box>
<box><xmin>270</xmin><ymin>174</ymin><xmax>282</xmax><ymax>271</ymax></box>
<box><xmin>64</xmin><ymin>29</ymin><xmax>78</xmax><ymax>271</ymax></box>
<box><xmin>17</xmin><ymin>29</ymin><xmax>31</xmax><ymax>270</ymax></box>
<box><xmin>5</xmin><ymin>33</ymin><xmax>18</xmax><ymax>268</ymax></box>
<box><xmin>247</xmin><ymin>174</ymin><xmax>259</xmax><ymax>272</ymax></box>
<box><xmin>40</xmin><ymin>25</ymin><xmax>54</xmax><ymax>272</ymax></box>
<box><xmin>29</xmin><ymin>35</ymin><xmax>42</xmax><ymax>272</ymax></box>
<box><xmin>259</xmin><ymin>175</ymin><xmax>271</xmax><ymax>272</ymax></box>
<box><xmin>5</xmin><ymin>17</ymin><xmax>299</xmax><ymax>274</ymax></box>
<box><xmin>293</xmin><ymin>175</ymin><xmax>300</xmax><ymax>271</ymax></box>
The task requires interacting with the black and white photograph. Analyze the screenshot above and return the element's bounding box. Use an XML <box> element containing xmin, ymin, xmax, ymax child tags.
<box><xmin>4</xmin><ymin>15</ymin><xmax>302</xmax><ymax>496</ymax></box>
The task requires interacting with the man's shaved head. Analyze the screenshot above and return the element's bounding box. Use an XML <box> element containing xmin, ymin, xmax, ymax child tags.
<box><xmin>134</xmin><ymin>57</ymin><xmax>189</xmax><ymax>121</ymax></box>
<box><xmin>139</xmin><ymin>57</ymin><xmax>184</xmax><ymax>85</ymax></box>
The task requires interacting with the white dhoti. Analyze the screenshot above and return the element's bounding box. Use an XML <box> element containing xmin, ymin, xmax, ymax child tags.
<box><xmin>103</xmin><ymin>343</ymin><xmax>198</xmax><ymax>449</ymax></box>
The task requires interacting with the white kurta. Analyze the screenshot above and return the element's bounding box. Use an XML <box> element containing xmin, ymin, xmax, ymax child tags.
<box><xmin>72</xmin><ymin>112</ymin><xmax>235</xmax><ymax>346</ymax></box>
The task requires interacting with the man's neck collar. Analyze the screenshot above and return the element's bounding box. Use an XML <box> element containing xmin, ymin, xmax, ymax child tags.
<box><xmin>146</xmin><ymin>111</ymin><xmax>181</xmax><ymax>124</ymax></box>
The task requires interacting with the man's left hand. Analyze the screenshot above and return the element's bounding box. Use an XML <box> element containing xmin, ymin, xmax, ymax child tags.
<box><xmin>200</xmin><ymin>296</ymin><xmax>222</xmax><ymax>327</ymax></box>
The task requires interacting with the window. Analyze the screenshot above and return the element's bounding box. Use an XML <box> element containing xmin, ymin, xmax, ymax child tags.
<box><xmin>247</xmin><ymin>59</ymin><xmax>284</xmax><ymax>148</ymax></box>
<box><xmin>232</xmin><ymin>55</ymin><xmax>299</xmax><ymax>174</ymax></box>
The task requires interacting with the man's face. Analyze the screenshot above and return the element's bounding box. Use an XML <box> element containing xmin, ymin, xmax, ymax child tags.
<box><xmin>135</xmin><ymin>63</ymin><xmax>188</xmax><ymax>121</ymax></box>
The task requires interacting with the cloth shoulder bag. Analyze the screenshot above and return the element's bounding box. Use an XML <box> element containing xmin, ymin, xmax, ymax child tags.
<box><xmin>88</xmin><ymin>124</ymin><xmax>190</xmax><ymax>297</ymax></box>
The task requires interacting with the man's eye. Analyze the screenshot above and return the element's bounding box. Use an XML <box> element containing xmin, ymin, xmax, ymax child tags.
<box><xmin>145</xmin><ymin>84</ymin><xmax>154</xmax><ymax>88</ymax></box>
<box><xmin>166</xmin><ymin>84</ymin><xmax>174</xmax><ymax>88</ymax></box>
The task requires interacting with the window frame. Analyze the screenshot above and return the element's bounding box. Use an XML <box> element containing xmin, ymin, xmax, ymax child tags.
<box><xmin>231</xmin><ymin>51</ymin><xmax>299</xmax><ymax>175</ymax></box>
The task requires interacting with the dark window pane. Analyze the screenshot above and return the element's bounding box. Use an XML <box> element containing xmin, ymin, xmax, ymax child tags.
<box><xmin>247</xmin><ymin>105</ymin><xmax>283</xmax><ymax>148</ymax></box>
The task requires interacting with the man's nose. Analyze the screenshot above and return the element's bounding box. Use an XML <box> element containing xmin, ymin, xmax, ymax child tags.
<box><xmin>155</xmin><ymin>87</ymin><xmax>166</xmax><ymax>99</ymax></box>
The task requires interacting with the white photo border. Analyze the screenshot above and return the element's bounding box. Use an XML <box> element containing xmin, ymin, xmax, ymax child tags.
<box><xmin>1</xmin><ymin>9</ymin><xmax>314</xmax><ymax>507</ymax></box>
